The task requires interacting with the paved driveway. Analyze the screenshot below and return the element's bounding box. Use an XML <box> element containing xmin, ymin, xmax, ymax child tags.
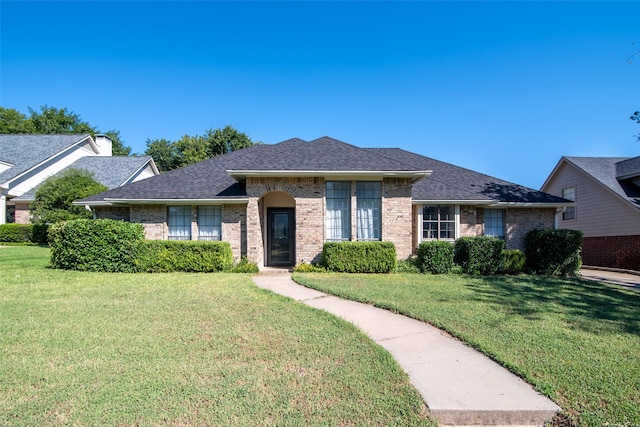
<box><xmin>580</xmin><ymin>268</ymin><xmax>640</xmax><ymax>291</ymax></box>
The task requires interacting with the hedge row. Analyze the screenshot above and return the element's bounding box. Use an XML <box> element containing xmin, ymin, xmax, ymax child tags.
<box><xmin>410</xmin><ymin>230</ymin><xmax>583</xmax><ymax>277</ymax></box>
<box><xmin>0</xmin><ymin>223</ymin><xmax>49</xmax><ymax>244</ymax></box>
<box><xmin>49</xmin><ymin>219</ymin><xmax>235</xmax><ymax>273</ymax></box>
<box><xmin>323</xmin><ymin>241</ymin><xmax>397</xmax><ymax>273</ymax></box>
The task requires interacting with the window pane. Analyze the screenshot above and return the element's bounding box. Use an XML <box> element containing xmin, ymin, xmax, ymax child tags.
<box><xmin>356</xmin><ymin>182</ymin><xmax>381</xmax><ymax>240</ymax></box>
<box><xmin>422</xmin><ymin>205</ymin><xmax>456</xmax><ymax>241</ymax></box>
<box><xmin>562</xmin><ymin>187</ymin><xmax>576</xmax><ymax>220</ymax></box>
<box><xmin>484</xmin><ymin>209</ymin><xmax>504</xmax><ymax>239</ymax></box>
<box><xmin>168</xmin><ymin>206</ymin><xmax>191</xmax><ymax>240</ymax></box>
<box><xmin>326</xmin><ymin>181</ymin><xmax>351</xmax><ymax>241</ymax></box>
<box><xmin>198</xmin><ymin>205</ymin><xmax>221</xmax><ymax>240</ymax></box>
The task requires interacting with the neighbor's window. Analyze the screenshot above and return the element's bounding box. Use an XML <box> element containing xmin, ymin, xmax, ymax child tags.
<box><xmin>198</xmin><ymin>205</ymin><xmax>221</xmax><ymax>240</ymax></box>
<box><xmin>168</xmin><ymin>206</ymin><xmax>191</xmax><ymax>240</ymax></box>
<box><xmin>325</xmin><ymin>181</ymin><xmax>351</xmax><ymax>241</ymax></box>
<box><xmin>356</xmin><ymin>181</ymin><xmax>381</xmax><ymax>241</ymax></box>
<box><xmin>562</xmin><ymin>187</ymin><xmax>576</xmax><ymax>220</ymax></box>
<box><xmin>422</xmin><ymin>205</ymin><xmax>455</xmax><ymax>240</ymax></box>
<box><xmin>484</xmin><ymin>209</ymin><xmax>505</xmax><ymax>239</ymax></box>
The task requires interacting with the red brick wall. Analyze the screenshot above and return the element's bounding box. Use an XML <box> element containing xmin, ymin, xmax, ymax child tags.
<box><xmin>582</xmin><ymin>235</ymin><xmax>640</xmax><ymax>271</ymax></box>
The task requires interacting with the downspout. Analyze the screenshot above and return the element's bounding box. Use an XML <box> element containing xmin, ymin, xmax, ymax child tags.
<box><xmin>554</xmin><ymin>207</ymin><xmax>567</xmax><ymax>229</ymax></box>
<box><xmin>0</xmin><ymin>192</ymin><xmax>6</xmax><ymax>225</ymax></box>
<box><xmin>84</xmin><ymin>204</ymin><xmax>96</xmax><ymax>220</ymax></box>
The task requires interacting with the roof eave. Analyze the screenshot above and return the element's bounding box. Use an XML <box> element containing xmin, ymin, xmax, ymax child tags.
<box><xmin>227</xmin><ymin>170</ymin><xmax>432</xmax><ymax>182</ymax></box>
<box><xmin>74</xmin><ymin>197</ymin><xmax>250</xmax><ymax>206</ymax></box>
<box><xmin>412</xmin><ymin>199</ymin><xmax>573</xmax><ymax>208</ymax></box>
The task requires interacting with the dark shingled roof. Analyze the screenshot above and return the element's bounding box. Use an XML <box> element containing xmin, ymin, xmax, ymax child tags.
<box><xmin>0</xmin><ymin>134</ymin><xmax>91</xmax><ymax>183</ymax></box>
<box><xmin>370</xmin><ymin>148</ymin><xmax>568</xmax><ymax>204</ymax></box>
<box><xmin>79</xmin><ymin>137</ymin><xmax>568</xmax><ymax>205</ymax></box>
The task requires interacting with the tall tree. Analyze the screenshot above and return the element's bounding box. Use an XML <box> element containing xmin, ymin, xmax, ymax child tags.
<box><xmin>0</xmin><ymin>107</ymin><xmax>34</xmax><ymax>133</ymax></box>
<box><xmin>31</xmin><ymin>168</ymin><xmax>108</xmax><ymax>224</ymax></box>
<box><xmin>175</xmin><ymin>135</ymin><xmax>208</xmax><ymax>167</ymax></box>
<box><xmin>205</xmin><ymin>125</ymin><xmax>258</xmax><ymax>157</ymax></box>
<box><xmin>144</xmin><ymin>126</ymin><xmax>260</xmax><ymax>172</ymax></box>
<box><xmin>0</xmin><ymin>105</ymin><xmax>133</xmax><ymax>155</ymax></box>
<box><xmin>631</xmin><ymin>111</ymin><xmax>640</xmax><ymax>141</ymax></box>
<box><xmin>144</xmin><ymin>138</ymin><xmax>179</xmax><ymax>172</ymax></box>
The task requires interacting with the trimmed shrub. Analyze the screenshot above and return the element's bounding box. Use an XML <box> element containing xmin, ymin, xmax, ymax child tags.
<box><xmin>417</xmin><ymin>241</ymin><xmax>455</xmax><ymax>274</ymax></box>
<box><xmin>525</xmin><ymin>228</ymin><xmax>583</xmax><ymax>276</ymax></box>
<box><xmin>454</xmin><ymin>236</ymin><xmax>505</xmax><ymax>275</ymax></box>
<box><xmin>395</xmin><ymin>257</ymin><xmax>420</xmax><ymax>273</ymax></box>
<box><xmin>135</xmin><ymin>240</ymin><xmax>233</xmax><ymax>273</ymax></box>
<box><xmin>229</xmin><ymin>256</ymin><xmax>260</xmax><ymax>273</ymax></box>
<box><xmin>31</xmin><ymin>224</ymin><xmax>49</xmax><ymax>244</ymax></box>
<box><xmin>294</xmin><ymin>262</ymin><xmax>327</xmax><ymax>273</ymax></box>
<box><xmin>501</xmin><ymin>249</ymin><xmax>526</xmax><ymax>275</ymax></box>
<box><xmin>0</xmin><ymin>224</ymin><xmax>49</xmax><ymax>244</ymax></box>
<box><xmin>323</xmin><ymin>241</ymin><xmax>396</xmax><ymax>273</ymax></box>
<box><xmin>48</xmin><ymin>219</ymin><xmax>145</xmax><ymax>272</ymax></box>
<box><xmin>0</xmin><ymin>224</ymin><xmax>32</xmax><ymax>242</ymax></box>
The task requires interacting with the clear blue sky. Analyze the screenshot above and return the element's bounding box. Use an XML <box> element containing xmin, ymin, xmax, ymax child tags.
<box><xmin>1</xmin><ymin>1</ymin><xmax>639</xmax><ymax>189</ymax></box>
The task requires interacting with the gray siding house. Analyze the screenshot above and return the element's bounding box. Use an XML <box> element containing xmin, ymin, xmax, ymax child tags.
<box><xmin>541</xmin><ymin>156</ymin><xmax>640</xmax><ymax>270</ymax></box>
<box><xmin>0</xmin><ymin>134</ymin><xmax>158</xmax><ymax>224</ymax></box>
<box><xmin>78</xmin><ymin>137</ymin><xmax>570</xmax><ymax>268</ymax></box>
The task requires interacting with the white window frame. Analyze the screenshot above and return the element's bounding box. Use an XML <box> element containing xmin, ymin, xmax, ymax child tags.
<box><xmin>325</xmin><ymin>181</ymin><xmax>351</xmax><ymax>241</ymax></box>
<box><xmin>484</xmin><ymin>208</ymin><xmax>505</xmax><ymax>239</ymax></box>
<box><xmin>562</xmin><ymin>187</ymin><xmax>576</xmax><ymax>221</ymax></box>
<box><xmin>198</xmin><ymin>205</ymin><xmax>222</xmax><ymax>241</ymax></box>
<box><xmin>167</xmin><ymin>206</ymin><xmax>192</xmax><ymax>240</ymax></box>
<box><xmin>356</xmin><ymin>181</ymin><xmax>382</xmax><ymax>241</ymax></box>
<box><xmin>418</xmin><ymin>204</ymin><xmax>460</xmax><ymax>242</ymax></box>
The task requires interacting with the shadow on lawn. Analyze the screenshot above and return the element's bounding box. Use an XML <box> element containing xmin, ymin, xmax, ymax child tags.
<box><xmin>463</xmin><ymin>275</ymin><xmax>640</xmax><ymax>336</ymax></box>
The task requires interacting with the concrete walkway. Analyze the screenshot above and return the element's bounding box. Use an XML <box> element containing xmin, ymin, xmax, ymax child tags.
<box><xmin>252</xmin><ymin>272</ymin><xmax>560</xmax><ymax>426</ymax></box>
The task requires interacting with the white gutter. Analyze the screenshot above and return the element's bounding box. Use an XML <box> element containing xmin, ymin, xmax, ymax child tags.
<box><xmin>227</xmin><ymin>169</ymin><xmax>432</xmax><ymax>183</ymax></box>
<box><xmin>74</xmin><ymin>197</ymin><xmax>250</xmax><ymax>206</ymax></box>
<box><xmin>412</xmin><ymin>200</ymin><xmax>573</xmax><ymax>208</ymax></box>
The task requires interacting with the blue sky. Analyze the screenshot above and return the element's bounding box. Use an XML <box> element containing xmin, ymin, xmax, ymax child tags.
<box><xmin>1</xmin><ymin>1</ymin><xmax>639</xmax><ymax>189</ymax></box>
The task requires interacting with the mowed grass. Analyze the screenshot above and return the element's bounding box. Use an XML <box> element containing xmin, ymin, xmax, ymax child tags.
<box><xmin>293</xmin><ymin>272</ymin><xmax>640</xmax><ymax>427</ymax></box>
<box><xmin>0</xmin><ymin>246</ymin><xmax>433</xmax><ymax>427</ymax></box>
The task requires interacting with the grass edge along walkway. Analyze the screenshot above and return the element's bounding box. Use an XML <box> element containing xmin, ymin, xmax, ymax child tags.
<box><xmin>292</xmin><ymin>272</ymin><xmax>640</xmax><ymax>427</ymax></box>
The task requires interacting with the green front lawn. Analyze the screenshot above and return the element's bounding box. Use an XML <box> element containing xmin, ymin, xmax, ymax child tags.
<box><xmin>293</xmin><ymin>272</ymin><xmax>640</xmax><ymax>427</ymax></box>
<box><xmin>0</xmin><ymin>246</ymin><xmax>432</xmax><ymax>426</ymax></box>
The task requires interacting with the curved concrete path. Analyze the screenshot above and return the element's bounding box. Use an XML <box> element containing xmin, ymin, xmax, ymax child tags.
<box><xmin>252</xmin><ymin>271</ymin><xmax>560</xmax><ymax>427</ymax></box>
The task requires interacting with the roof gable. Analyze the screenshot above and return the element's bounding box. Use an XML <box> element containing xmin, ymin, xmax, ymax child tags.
<box><xmin>0</xmin><ymin>134</ymin><xmax>94</xmax><ymax>184</ymax></box>
<box><xmin>559</xmin><ymin>157</ymin><xmax>640</xmax><ymax>208</ymax></box>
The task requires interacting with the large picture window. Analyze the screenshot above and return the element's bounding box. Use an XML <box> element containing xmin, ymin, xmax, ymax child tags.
<box><xmin>198</xmin><ymin>206</ymin><xmax>222</xmax><ymax>240</ymax></box>
<box><xmin>168</xmin><ymin>206</ymin><xmax>191</xmax><ymax>240</ymax></box>
<box><xmin>422</xmin><ymin>205</ymin><xmax>455</xmax><ymax>240</ymax></box>
<box><xmin>562</xmin><ymin>187</ymin><xmax>576</xmax><ymax>220</ymax></box>
<box><xmin>325</xmin><ymin>181</ymin><xmax>351</xmax><ymax>241</ymax></box>
<box><xmin>356</xmin><ymin>181</ymin><xmax>381</xmax><ymax>241</ymax></box>
<box><xmin>484</xmin><ymin>209</ymin><xmax>504</xmax><ymax>239</ymax></box>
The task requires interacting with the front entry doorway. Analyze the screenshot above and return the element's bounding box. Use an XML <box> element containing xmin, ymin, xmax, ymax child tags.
<box><xmin>267</xmin><ymin>208</ymin><xmax>295</xmax><ymax>266</ymax></box>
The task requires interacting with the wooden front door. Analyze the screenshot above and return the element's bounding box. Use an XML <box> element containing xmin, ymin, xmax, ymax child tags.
<box><xmin>267</xmin><ymin>208</ymin><xmax>295</xmax><ymax>266</ymax></box>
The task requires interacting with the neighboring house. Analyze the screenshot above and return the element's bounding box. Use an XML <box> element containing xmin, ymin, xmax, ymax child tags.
<box><xmin>78</xmin><ymin>136</ymin><xmax>570</xmax><ymax>268</ymax></box>
<box><xmin>0</xmin><ymin>134</ymin><xmax>159</xmax><ymax>224</ymax></box>
<box><xmin>541</xmin><ymin>156</ymin><xmax>640</xmax><ymax>270</ymax></box>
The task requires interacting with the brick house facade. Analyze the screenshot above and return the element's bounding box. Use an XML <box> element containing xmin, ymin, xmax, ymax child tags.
<box><xmin>82</xmin><ymin>137</ymin><xmax>570</xmax><ymax>268</ymax></box>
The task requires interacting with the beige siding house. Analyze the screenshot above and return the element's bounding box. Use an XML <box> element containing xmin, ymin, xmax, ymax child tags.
<box><xmin>541</xmin><ymin>156</ymin><xmax>640</xmax><ymax>270</ymax></box>
<box><xmin>78</xmin><ymin>137</ymin><xmax>570</xmax><ymax>268</ymax></box>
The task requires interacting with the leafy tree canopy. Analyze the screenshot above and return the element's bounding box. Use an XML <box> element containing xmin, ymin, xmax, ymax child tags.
<box><xmin>0</xmin><ymin>106</ymin><xmax>132</xmax><ymax>155</ymax></box>
<box><xmin>145</xmin><ymin>125</ymin><xmax>261</xmax><ymax>172</ymax></box>
<box><xmin>31</xmin><ymin>168</ymin><xmax>108</xmax><ymax>224</ymax></box>
<box><xmin>631</xmin><ymin>111</ymin><xmax>640</xmax><ymax>142</ymax></box>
